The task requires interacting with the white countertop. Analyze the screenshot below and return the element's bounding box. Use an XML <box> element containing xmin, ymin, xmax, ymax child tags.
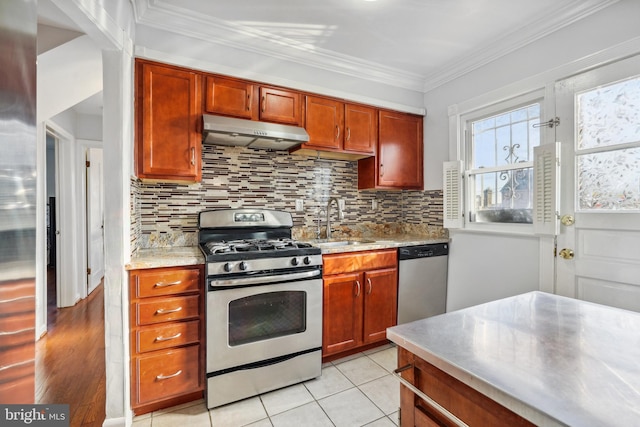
<box><xmin>387</xmin><ymin>291</ymin><xmax>640</xmax><ymax>427</ymax></box>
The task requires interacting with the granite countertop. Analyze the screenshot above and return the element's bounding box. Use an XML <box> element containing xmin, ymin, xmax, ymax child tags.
<box><xmin>127</xmin><ymin>235</ymin><xmax>448</xmax><ymax>269</ymax></box>
<box><xmin>126</xmin><ymin>246</ymin><xmax>205</xmax><ymax>270</ymax></box>
<box><xmin>302</xmin><ymin>235</ymin><xmax>449</xmax><ymax>254</ymax></box>
<box><xmin>387</xmin><ymin>291</ymin><xmax>640</xmax><ymax>427</ymax></box>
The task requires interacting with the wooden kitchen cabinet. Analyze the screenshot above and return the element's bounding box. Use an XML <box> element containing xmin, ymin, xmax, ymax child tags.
<box><xmin>129</xmin><ymin>265</ymin><xmax>205</xmax><ymax>415</ymax></box>
<box><xmin>204</xmin><ymin>75</ymin><xmax>302</xmax><ymax>125</ymax></box>
<box><xmin>135</xmin><ymin>59</ymin><xmax>202</xmax><ymax>182</ymax></box>
<box><xmin>358</xmin><ymin>110</ymin><xmax>423</xmax><ymax>190</ymax></box>
<box><xmin>294</xmin><ymin>95</ymin><xmax>376</xmax><ymax>159</ymax></box>
<box><xmin>322</xmin><ymin>249</ymin><xmax>398</xmax><ymax>361</ymax></box>
<box><xmin>397</xmin><ymin>347</ymin><xmax>535</xmax><ymax>427</ymax></box>
<box><xmin>204</xmin><ymin>75</ymin><xmax>254</xmax><ymax>119</ymax></box>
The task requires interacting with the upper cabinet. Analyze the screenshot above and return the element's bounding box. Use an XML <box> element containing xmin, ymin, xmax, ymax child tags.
<box><xmin>358</xmin><ymin>110</ymin><xmax>423</xmax><ymax>190</ymax></box>
<box><xmin>294</xmin><ymin>95</ymin><xmax>376</xmax><ymax>159</ymax></box>
<box><xmin>204</xmin><ymin>76</ymin><xmax>302</xmax><ymax>126</ymax></box>
<box><xmin>204</xmin><ymin>76</ymin><xmax>254</xmax><ymax>120</ymax></box>
<box><xmin>135</xmin><ymin>60</ymin><xmax>202</xmax><ymax>182</ymax></box>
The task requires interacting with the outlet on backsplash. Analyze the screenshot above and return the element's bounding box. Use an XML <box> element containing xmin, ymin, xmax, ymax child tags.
<box><xmin>338</xmin><ymin>199</ymin><xmax>345</xmax><ymax>211</ymax></box>
<box><xmin>371</xmin><ymin>199</ymin><xmax>378</xmax><ymax>211</ymax></box>
<box><xmin>295</xmin><ymin>199</ymin><xmax>304</xmax><ymax>211</ymax></box>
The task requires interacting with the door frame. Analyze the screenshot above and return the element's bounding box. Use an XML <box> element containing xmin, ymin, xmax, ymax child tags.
<box><xmin>78</xmin><ymin>140</ymin><xmax>104</xmax><ymax>296</ymax></box>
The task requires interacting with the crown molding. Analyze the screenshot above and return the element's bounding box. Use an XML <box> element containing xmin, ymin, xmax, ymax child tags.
<box><xmin>133</xmin><ymin>0</ymin><xmax>426</xmax><ymax>92</ymax></box>
<box><xmin>132</xmin><ymin>0</ymin><xmax>619</xmax><ymax>94</ymax></box>
<box><xmin>422</xmin><ymin>0</ymin><xmax>619</xmax><ymax>92</ymax></box>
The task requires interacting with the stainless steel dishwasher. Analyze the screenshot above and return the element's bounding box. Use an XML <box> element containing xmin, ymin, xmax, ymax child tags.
<box><xmin>397</xmin><ymin>243</ymin><xmax>449</xmax><ymax>324</ymax></box>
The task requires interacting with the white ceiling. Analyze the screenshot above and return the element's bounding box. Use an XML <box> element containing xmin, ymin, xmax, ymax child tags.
<box><xmin>38</xmin><ymin>0</ymin><xmax>618</xmax><ymax>113</ymax></box>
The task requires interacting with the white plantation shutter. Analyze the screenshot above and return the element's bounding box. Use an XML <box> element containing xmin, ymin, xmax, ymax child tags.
<box><xmin>443</xmin><ymin>160</ymin><xmax>463</xmax><ymax>229</ymax></box>
<box><xmin>533</xmin><ymin>142</ymin><xmax>560</xmax><ymax>235</ymax></box>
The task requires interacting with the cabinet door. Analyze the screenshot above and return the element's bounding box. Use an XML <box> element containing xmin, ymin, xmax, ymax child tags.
<box><xmin>344</xmin><ymin>103</ymin><xmax>376</xmax><ymax>155</ymax></box>
<box><xmin>363</xmin><ymin>268</ymin><xmax>398</xmax><ymax>344</ymax></box>
<box><xmin>259</xmin><ymin>86</ymin><xmax>301</xmax><ymax>125</ymax></box>
<box><xmin>204</xmin><ymin>76</ymin><xmax>253</xmax><ymax>119</ymax></box>
<box><xmin>136</xmin><ymin>61</ymin><xmax>202</xmax><ymax>182</ymax></box>
<box><xmin>377</xmin><ymin>110</ymin><xmax>423</xmax><ymax>189</ymax></box>
<box><xmin>303</xmin><ymin>96</ymin><xmax>344</xmax><ymax>150</ymax></box>
<box><xmin>322</xmin><ymin>272</ymin><xmax>363</xmax><ymax>356</ymax></box>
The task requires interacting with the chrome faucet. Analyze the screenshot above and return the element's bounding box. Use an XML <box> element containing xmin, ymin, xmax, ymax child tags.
<box><xmin>325</xmin><ymin>197</ymin><xmax>343</xmax><ymax>239</ymax></box>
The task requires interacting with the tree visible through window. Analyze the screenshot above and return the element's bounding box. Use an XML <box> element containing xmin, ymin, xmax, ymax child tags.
<box><xmin>467</xmin><ymin>103</ymin><xmax>541</xmax><ymax>223</ymax></box>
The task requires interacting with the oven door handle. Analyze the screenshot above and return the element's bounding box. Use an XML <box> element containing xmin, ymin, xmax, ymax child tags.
<box><xmin>209</xmin><ymin>269</ymin><xmax>321</xmax><ymax>288</ymax></box>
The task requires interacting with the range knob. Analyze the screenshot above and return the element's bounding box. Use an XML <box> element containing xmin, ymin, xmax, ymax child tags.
<box><xmin>291</xmin><ymin>257</ymin><xmax>300</xmax><ymax>266</ymax></box>
<box><xmin>303</xmin><ymin>256</ymin><xmax>311</xmax><ymax>265</ymax></box>
<box><xmin>239</xmin><ymin>261</ymin><xmax>248</xmax><ymax>271</ymax></box>
<box><xmin>223</xmin><ymin>262</ymin><xmax>233</xmax><ymax>272</ymax></box>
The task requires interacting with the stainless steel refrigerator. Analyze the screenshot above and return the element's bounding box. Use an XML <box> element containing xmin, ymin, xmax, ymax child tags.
<box><xmin>0</xmin><ymin>0</ymin><xmax>37</xmax><ymax>403</ymax></box>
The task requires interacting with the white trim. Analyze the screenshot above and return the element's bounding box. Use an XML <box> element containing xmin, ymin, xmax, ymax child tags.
<box><xmin>35</xmin><ymin>123</ymin><xmax>47</xmax><ymax>338</ymax></box>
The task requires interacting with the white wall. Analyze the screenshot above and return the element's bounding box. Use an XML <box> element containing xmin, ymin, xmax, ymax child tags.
<box><xmin>432</xmin><ymin>0</ymin><xmax>640</xmax><ymax>311</ymax></box>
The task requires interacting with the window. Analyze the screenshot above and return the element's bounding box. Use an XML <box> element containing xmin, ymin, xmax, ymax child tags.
<box><xmin>466</xmin><ymin>102</ymin><xmax>542</xmax><ymax>224</ymax></box>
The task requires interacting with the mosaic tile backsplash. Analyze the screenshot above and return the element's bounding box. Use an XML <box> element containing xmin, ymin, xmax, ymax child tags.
<box><xmin>130</xmin><ymin>145</ymin><xmax>445</xmax><ymax>251</ymax></box>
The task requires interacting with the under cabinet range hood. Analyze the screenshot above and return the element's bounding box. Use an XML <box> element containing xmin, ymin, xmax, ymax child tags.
<box><xmin>202</xmin><ymin>114</ymin><xmax>309</xmax><ymax>150</ymax></box>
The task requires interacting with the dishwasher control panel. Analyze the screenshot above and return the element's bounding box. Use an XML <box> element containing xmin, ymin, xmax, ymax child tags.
<box><xmin>398</xmin><ymin>243</ymin><xmax>448</xmax><ymax>260</ymax></box>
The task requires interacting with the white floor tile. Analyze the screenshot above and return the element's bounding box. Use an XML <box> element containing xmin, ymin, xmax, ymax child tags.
<box><xmin>389</xmin><ymin>411</ymin><xmax>399</xmax><ymax>426</ymax></box>
<box><xmin>210</xmin><ymin>396</ymin><xmax>267</xmax><ymax>427</ymax></box>
<box><xmin>364</xmin><ymin>416</ymin><xmax>396</xmax><ymax>427</ymax></box>
<box><xmin>335</xmin><ymin>354</ymin><xmax>388</xmax><ymax>385</ymax></box>
<box><xmin>245</xmin><ymin>418</ymin><xmax>273</xmax><ymax>427</ymax></box>
<box><xmin>358</xmin><ymin>374</ymin><xmax>400</xmax><ymax>415</ymax></box>
<box><xmin>304</xmin><ymin>365</ymin><xmax>354</xmax><ymax>400</ymax></box>
<box><xmin>367</xmin><ymin>347</ymin><xmax>397</xmax><ymax>372</ymax></box>
<box><xmin>151</xmin><ymin>402</ymin><xmax>211</xmax><ymax>427</ymax></box>
<box><xmin>330</xmin><ymin>351</ymin><xmax>365</xmax><ymax>365</ymax></box>
<box><xmin>260</xmin><ymin>383</ymin><xmax>314</xmax><ymax>417</ymax></box>
<box><xmin>132</xmin><ymin>416</ymin><xmax>152</xmax><ymax>427</ymax></box>
<box><xmin>270</xmin><ymin>402</ymin><xmax>333</xmax><ymax>427</ymax></box>
<box><xmin>319</xmin><ymin>387</ymin><xmax>384</xmax><ymax>427</ymax></box>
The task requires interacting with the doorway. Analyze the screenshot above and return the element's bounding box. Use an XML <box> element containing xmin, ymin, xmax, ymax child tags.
<box><xmin>554</xmin><ymin>53</ymin><xmax>640</xmax><ymax>311</ymax></box>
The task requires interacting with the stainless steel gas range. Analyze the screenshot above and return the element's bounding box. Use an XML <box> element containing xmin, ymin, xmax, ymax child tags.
<box><xmin>198</xmin><ymin>209</ymin><xmax>322</xmax><ymax>408</ymax></box>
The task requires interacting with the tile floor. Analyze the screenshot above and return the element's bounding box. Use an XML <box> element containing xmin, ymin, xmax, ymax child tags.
<box><xmin>133</xmin><ymin>344</ymin><xmax>399</xmax><ymax>427</ymax></box>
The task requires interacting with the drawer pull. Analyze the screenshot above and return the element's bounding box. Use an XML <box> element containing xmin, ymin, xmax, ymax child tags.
<box><xmin>155</xmin><ymin>307</ymin><xmax>183</xmax><ymax>315</ymax></box>
<box><xmin>154</xmin><ymin>280</ymin><xmax>182</xmax><ymax>288</ymax></box>
<box><xmin>393</xmin><ymin>364</ymin><xmax>468</xmax><ymax>427</ymax></box>
<box><xmin>155</xmin><ymin>332</ymin><xmax>182</xmax><ymax>342</ymax></box>
<box><xmin>156</xmin><ymin>370</ymin><xmax>182</xmax><ymax>380</ymax></box>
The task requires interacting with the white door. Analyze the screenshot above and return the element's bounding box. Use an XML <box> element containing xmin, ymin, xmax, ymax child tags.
<box><xmin>87</xmin><ymin>147</ymin><xmax>104</xmax><ymax>294</ymax></box>
<box><xmin>555</xmin><ymin>54</ymin><xmax>640</xmax><ymax>311</ymax></box>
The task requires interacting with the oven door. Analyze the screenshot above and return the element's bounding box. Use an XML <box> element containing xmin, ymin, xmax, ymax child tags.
<box><xmin>206</xmin><ymin>276</ymin><xmax>322</xmax><ymax>373</ymax></box>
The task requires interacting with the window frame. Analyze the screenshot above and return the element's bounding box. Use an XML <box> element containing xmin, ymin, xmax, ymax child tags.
<box><xmin>454</xmin><ymin>89</ymin><xmax>546</xmax><ymax>235</ymax></box>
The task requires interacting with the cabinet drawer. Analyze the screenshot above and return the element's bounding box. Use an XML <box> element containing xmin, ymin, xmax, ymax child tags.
<box><xmin>134</xmin><ymin>268</ymin><xmax>200</xmax><ymax>298</ymax></box>
<box><xmin>136</xmin><ymin>295</ymin><xmax>200</xmax><ymax>325</ymax></box>
<box><xmin>136</xmin><ymin>320</ymin><xmax>200</xmax><ymax>353</ymax></box>
<box><xmin>323</xmin><ymin>249</ymin><xmax>397</xmax><ymax>275</ymax></box>
<box><xmin>135</xmin><ymin>345</ymin><xmax>201</xmax><ymax>405</ymax></box>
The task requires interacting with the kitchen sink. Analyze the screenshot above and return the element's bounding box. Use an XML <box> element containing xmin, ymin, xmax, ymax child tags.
<box><xmin>312</xmin><ymin>239</ymin><xmax>377</xmax><ymax>247</ymax></box>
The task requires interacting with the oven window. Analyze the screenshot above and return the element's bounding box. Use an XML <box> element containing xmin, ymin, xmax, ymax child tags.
<box><xmin>228</xmin><ymin>291</ymin><xmax>306</xmax><ymax>346</ymax></box>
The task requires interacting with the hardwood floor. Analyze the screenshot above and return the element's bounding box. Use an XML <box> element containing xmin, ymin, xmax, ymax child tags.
<box><xmin>36</xmin><ymin>269</ymin><xmax>106</xmax><ymax>427</ymax></box>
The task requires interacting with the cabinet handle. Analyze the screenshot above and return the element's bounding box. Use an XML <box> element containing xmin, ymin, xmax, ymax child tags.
<box><xmin>393</xmin><ymin>365</ymin><xmax>468</xmax><ymax>427</ymax></box>
<box><xmin>247</xmin><ymin>93</ymin><xmax>251</xmax><ymax>111</ymax></box>
<box><xmin>346</xmin><ymin>127</ymin><xmax>351</xmax><ymax>141</ymax></box>
<box><xmin>155</xmin><ymin>332</ymin><xmax>182</xmax><ymax>342</ymax></box>
<box><xmin>155</xmin><ymin>306</ymin><xmax>183</xmax><ymax>315</ymax></box>
<box><xmin>190</xmin><ymin>147</ymin><xmax>196</xmax><ymax>166</ymax></box>
<box><xmin>261</xmin><ymin>95</ymin><xmax>266</xmax><ymax>112</ymax></box>
<box><xmin>355</xmin><ymin>280</ymin><xmax>361</xmax><ymax>297</ymax></box>
<box><xmin>156</xmin><ymin>370</ymin><xmax>183</xmax><ymax>380</ymax></box>
<box><xmin>154</xmin><ymin>280</ymin><xmax>182</xmax><ymax>288</ymax></box>
<box><xmin>380</xmin><ymin>164</ymin><xmax>384</xmax><ymax>176</ymax></box>
<box><xmin>367</xmin><ymin>277</ymin><xmax>372</xmax><ymax>295</ymax></box>
<box><xmin>335</xmin><ymin>125</ymin><xmax>340</xmax><ymax>141</ymax></box>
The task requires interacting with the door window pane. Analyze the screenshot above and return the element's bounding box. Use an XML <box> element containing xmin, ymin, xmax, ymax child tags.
<box><xmin>577</xmin><ymin>76</ymin><xmax>640</xmax><ymax>149</ymax></box>
<box><xmin>228</xmin><ymin>291</ymin><xmax>306</xmax><ymax>346</ymax></box>
<box><xmin>578</xmin><ymin>147</ymin><xmax>640</xmax><ymax>210</ymax></box>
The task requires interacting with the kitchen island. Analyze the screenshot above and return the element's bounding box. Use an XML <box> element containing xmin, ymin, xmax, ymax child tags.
<box><xmin>387</xmin><ymin>291</ymin><xmax>640</xmax><ymax>427</ymax></box>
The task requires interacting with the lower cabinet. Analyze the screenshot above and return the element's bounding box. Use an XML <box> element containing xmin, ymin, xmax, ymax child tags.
<box><xmin>397</xmin><ymin>347</ymin><xmax>535</xmax><ymax>427</ymax></box>
<box><xmin>129</xmin><ymin>265</ymin><xmax>205</xmax><ymax>415</ymax></box>
<box><xmin>322</xmin><ymin>249</ymin><xmax>398</xmax><ymax>360</ymax></box>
